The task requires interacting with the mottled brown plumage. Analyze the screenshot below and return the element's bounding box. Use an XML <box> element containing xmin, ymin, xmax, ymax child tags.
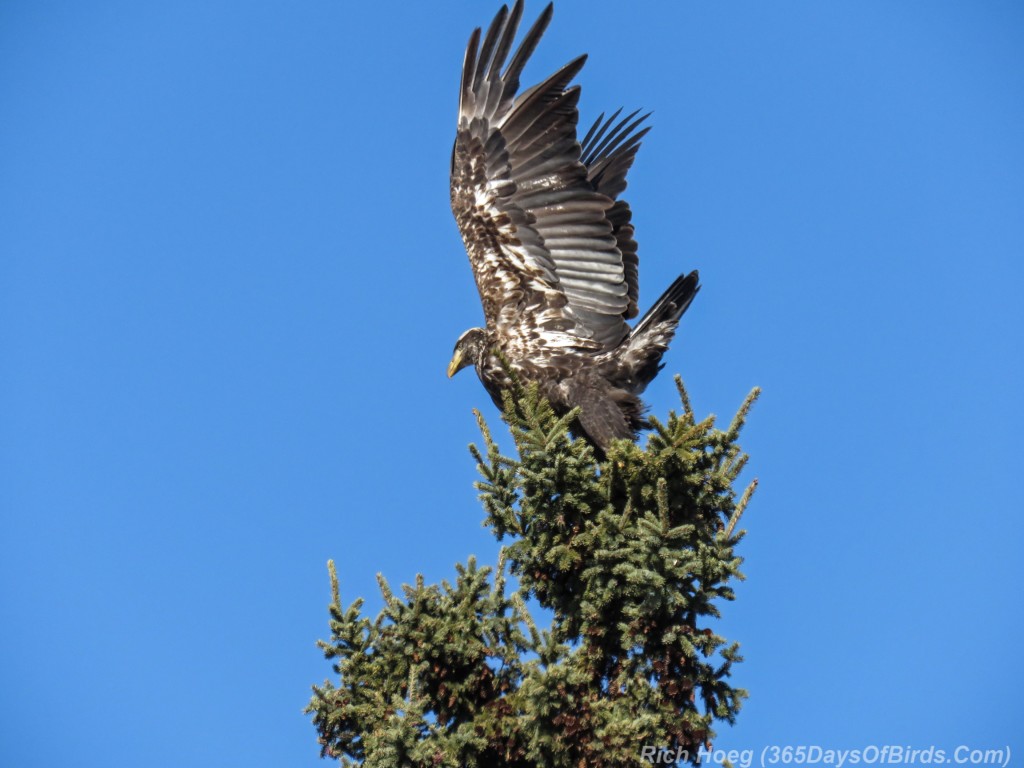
<box><xmin>447</xmin><ymin>1</ymin><xmax>700</xmax><ymax>454</ymax></box>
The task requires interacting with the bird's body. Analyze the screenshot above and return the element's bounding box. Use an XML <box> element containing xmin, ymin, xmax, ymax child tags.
<box><xmin>447</xmin><ymin>1</ymin><xmax>699</xmax><ymax>454</ymax></box>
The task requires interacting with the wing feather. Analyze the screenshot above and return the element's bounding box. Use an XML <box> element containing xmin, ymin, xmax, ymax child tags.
<box><xmin>451</xmin><ymin>1</ymin><xmax>650</xmax><ymax>354</ymax></box>
<box><xmin>579</xmin><ymin>109</ymin><xmax>652</xmax><ymax>319</ymax></box>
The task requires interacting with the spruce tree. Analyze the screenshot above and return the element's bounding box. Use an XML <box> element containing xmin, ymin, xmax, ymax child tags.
<box><xmin>307</xmin><ymin>377</ymin><xmax>758</xmax><ymax>767</ymax></box>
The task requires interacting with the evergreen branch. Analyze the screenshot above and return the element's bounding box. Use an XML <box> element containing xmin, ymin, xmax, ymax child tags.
<box><xmin>670</xmin><ymin>413</ymin><xmax>717</xmax><ymax>453</ymax></box>
<box><xmin>726</xmin><ymin>386</ymin><xmax>761</xmax><ymax>440</ymax></box>
<box><xmin>725</xmin><ymin>452</ymin><xmax>749</xmax><ymax>483</ymax></box>
<box><xmin>674</xmin><ymin>374</ymin><xmax>694</xmax><ymax>421</ymax></box>
<box><xmin>377</xmin><ymin>573</ymin><xmax>398</xmax><ymax>610</ymax></box>
<box><xmin>655</xmin><ymin>477</ymin><xmax>671</xmax><ymax>531</ymax></box>
<box><xmin>645</xmin><ymin>414</ymin><xmax>672</xmax><ymax>445</ymax></box>
<box><xmin>474</xmin><ymin>407</ymin><xmax>494</xmax><ymax>448</ymax></box>
<box><xmin>328</xmin><ymin>559</ymin><xmax>340</xmax><ymax>609</ymax></box>
<box><xmin>511</xmin><ymin>592</ymin><xmax>541</xmax><ymax>648</ymax></box>
<box><xmin>724</xmin><ymin>478</ymin><xmax>759</xmax><ymax>539</ymax></box>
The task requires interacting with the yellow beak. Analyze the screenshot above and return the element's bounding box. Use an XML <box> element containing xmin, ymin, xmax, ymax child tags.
<box><xmin>446</xmin><ymin>349</ymin><xmax>463</xmax><ymax>378</ymax></box>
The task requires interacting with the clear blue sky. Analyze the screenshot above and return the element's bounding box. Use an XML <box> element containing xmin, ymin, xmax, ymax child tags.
<box><xmin>2</xmin><ymin>2</ymin><xmax>1022</xmax><ymax>765</ymax></box>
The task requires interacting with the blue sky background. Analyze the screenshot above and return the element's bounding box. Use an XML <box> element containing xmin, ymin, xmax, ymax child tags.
<box><xmin>2</xmin><ymin>1</ymin><xmax>1022</xmax><ymax>765</ymax></box>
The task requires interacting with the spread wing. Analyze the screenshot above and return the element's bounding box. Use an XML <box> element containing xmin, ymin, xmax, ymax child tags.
<box><xmin>450</xmin><ymin>1</ymin><xmax>651</xmax><ymax>357</ymax></box>
<box><xmin>580</xmin><ymin>108</ymin><xmax>652</xmax><ymax>322</ymax></box>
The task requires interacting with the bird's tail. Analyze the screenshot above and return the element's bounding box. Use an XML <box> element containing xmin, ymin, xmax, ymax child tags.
<box><xmin>631</xmin><ymin>270</ymin><xmax>700</xmax><ymax>339</ymax></box>
<box><xmin>623</xmin><ymin>270</ymin><xmax>700</xmax><ymax>390</ymax></box>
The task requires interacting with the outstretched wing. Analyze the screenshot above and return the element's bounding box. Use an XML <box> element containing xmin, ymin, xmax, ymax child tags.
<box><xmin>450</xmin><ymin>1</ymin><xmax>648</xmax><ymax>356</ymax></box>
<box><xmin>580</xmin><ymin>108</ymin><xmax>652</xmax><ymax>321</ymax></box>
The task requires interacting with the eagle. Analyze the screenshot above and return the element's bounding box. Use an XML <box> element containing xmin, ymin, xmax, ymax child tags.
<box><xmin>446</xmin><ymin>1</ymin><xmax>700</xmax><ymax>455</ymax></box>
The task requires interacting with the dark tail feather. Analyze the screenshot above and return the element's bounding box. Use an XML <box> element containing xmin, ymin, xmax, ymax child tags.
<box><xmin>631</xmin><ymin>270</ymin><xmax>700</xmax><ymax>340</ymax></box>
<box><xmin>622</xmin><ymin>270</ymin><xmax>700</xmax><ymax>391</ymax></box>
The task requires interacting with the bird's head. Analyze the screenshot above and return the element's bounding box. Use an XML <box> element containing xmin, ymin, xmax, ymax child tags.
<box><xmin>447</xmin><ymin>327</ymin><xmax>487</xmax><ymax>378</ymax></box>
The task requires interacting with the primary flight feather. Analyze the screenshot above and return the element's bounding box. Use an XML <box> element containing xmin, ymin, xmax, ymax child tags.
<box><xmin>447</xmin><ymin>0</ymin><xmax>700</xmax><ymax>454</ymax></box>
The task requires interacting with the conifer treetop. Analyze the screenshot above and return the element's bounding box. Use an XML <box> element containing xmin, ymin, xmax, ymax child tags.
<box><xmin>309</xmin><ymin>377</ymin><xmax>759</xmax><ymax>767</ymax></box>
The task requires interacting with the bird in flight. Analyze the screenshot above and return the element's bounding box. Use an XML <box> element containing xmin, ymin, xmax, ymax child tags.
<box><xmin>447</xmin><ymin>1</ymin><xmax>700</xmax><ymax>455</ymax></box>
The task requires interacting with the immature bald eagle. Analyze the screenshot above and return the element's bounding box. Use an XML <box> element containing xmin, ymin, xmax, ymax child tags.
<box><xmin>447</xmin><ymin>1</ymin><xmax>700</xmax><ymax>454</ymax></box>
